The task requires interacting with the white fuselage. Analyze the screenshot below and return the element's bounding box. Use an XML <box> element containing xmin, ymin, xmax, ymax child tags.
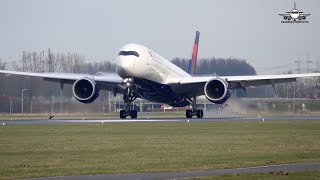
<box><xmin>290</xmin><ymin>9</ymin><xmax>300</xmax><ymax>19</ymax></box>
<box><xmin>116</xmin><ymin>43</ymin><xmax>191</xmax><ymax>84</ymax></box>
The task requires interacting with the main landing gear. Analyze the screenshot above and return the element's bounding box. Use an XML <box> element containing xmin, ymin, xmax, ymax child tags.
<box><xmin>120</xmin><ymin>78</ymin><xmax>138</xmax><ymax>119</ymax></box>
<box><xmin>120</xmin><ymin>109</ymin><xmax>137</xmax><ymax>119</ymax></box>
<box><xmin>186</xmin><ymin>95</ymin><xmax>204</xmax><ymax>118</ymax></box>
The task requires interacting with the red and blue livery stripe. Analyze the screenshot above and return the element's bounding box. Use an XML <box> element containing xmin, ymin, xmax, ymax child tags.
<box><xmin>187</xmin><ymin>31</ymin><xmax>200</xmax><ymax>76</ymax></box>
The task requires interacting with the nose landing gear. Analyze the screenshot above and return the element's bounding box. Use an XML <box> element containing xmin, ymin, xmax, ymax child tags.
<box><xmin>120</xmin><ymin>78</ymin><xmax>138</xmax><ymax>119</ymax></box>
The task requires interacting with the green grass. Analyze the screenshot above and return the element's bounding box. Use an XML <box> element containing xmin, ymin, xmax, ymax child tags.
<box><xmin>186</xmin><ymin>171</ymin><xmax>320</xmax><ymax>180</ymax></box>
<box><xmin>0</xmin><ymin>121</ymin><xmax>320</xmax><ymax>179</ymax></box>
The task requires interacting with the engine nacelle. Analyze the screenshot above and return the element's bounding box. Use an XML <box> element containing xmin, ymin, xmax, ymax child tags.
<box><xmin>204</xmin><ymin>78</ymin><xmax>231</xmax><ymax>104</ymax></box>
<box><xmin>72</xmin><ymin>78</ymin><xmax>99</xmax><ymax>104</ymax></box>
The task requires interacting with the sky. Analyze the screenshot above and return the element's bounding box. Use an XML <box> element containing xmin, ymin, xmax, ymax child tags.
<box><xmin>0</xmin><ymin>0</ymin><xmax>319</xmax><ymax>74</ymax></box>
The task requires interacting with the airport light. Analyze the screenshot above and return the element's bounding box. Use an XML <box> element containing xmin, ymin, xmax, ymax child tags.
<box><xmin>21</xmin><ymin>89</ymin><xmax>27</xmax><ymax>114</ymax></box>
<box><xmin>9</xmin><ymin>98</ymin><xmax>12</xmax><ymax>115</ymax></box>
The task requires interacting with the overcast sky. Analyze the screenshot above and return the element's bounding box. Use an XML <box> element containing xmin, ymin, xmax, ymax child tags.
<box><xmin>0</xmin><ymin>0</ymin><xmax>319</xmax><ymax>74</ymax></box>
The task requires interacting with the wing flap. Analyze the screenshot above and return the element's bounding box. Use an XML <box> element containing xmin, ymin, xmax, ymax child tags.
<box><xmin>228</xmin><ymin>78</ymin><xmax>296</xmax><ymax>89</ymax></box>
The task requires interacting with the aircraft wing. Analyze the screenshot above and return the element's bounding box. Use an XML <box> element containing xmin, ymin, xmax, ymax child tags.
<box><xmin>300</xmin><ymin>14</ymin><xmax>311</xmax><ymax>17</ymax></box>
<box><xmin>167</xmin><ymin>73</ymin><xmax>320</xmax><ymax>96</ymax></box>
<box><xmin>279</xmin><ymin>13</ymin><xmax>290</xmax><ymax>17</ymax></box>
<box><xmin>0</xmin><ymin>70</ymin><xmax>125</xmax><ymax>93</ymax></box>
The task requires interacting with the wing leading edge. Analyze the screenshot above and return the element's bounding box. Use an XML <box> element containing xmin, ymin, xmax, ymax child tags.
<box><xmin>0</xmin><ymin>70</ymin><xmax>124</xmax><ymax>92</ymax></box>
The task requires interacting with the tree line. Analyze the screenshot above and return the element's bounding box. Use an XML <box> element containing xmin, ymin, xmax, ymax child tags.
<box><xmin>4</xmin><ymin>49</ymin><xmax>116</xmax><ymax>74</ymax></box>
<box><xmin>2</xmin><ymin>50</ymin><xmax>257</xmax><ymax>76</ymax></box>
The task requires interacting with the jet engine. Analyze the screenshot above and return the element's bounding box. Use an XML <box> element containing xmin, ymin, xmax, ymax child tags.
<box><xmin>72</xmin><ymin>78</ymin><xmax>99</xmax><ymax>104</ymax></box>
<box><xmin>204</xmin><ymin>78</ymin><xmax>231</xmax><ymax>104</ymax></box>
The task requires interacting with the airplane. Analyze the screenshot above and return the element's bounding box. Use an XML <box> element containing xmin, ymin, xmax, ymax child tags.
<box><xmin>1</xmin><ymin>31</ymin><xmax>320</xmax><ymax>119</ymax></box>
<box><xmin>279</xmin><ymin>2</ymin><xmax>310</xmax><ymax>21</ymax></box>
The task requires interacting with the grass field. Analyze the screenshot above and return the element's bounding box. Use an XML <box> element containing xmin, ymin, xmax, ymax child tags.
<box><xmin>0</xmin><ymin>121</ymin><xmax>320</xmax><ymax>179</ymax></box>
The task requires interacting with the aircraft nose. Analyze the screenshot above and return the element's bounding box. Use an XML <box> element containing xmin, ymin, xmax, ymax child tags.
<box><xmin>117</xmin><ymin>56</ymin><xmax>136</xmax><ymax>77</ymax></box>
<box><xmin>117</xmin><ymin>56</ymin><xmax>136</xmax><ymax>67</ymax></box>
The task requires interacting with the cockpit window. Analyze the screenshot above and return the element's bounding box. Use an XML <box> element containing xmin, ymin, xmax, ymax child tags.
<box><xmin>118</xmin><ymin>51</ymin><xmax>139</xmax><ymax>57</ymax></box>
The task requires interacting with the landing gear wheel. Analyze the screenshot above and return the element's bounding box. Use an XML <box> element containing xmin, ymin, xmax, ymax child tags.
<box><xmin>185</xmin><ymin>94</ymin><xmax>204</xmax><ymax>119</ymax></box>
<box><xmin>130</xmin><ymin>110</ymin><xmax>137</xmax><ymax>119</ymax></box>
<box><xmin>121</xmin><ymin>81</ymin><xmax>139</xmax><ymax>119</ymax></box>
<box><xmin>186</xmin><ymin>110</ymin><xmax>193</xmax><ymax>118</ymax></box>
<box><xmin>120</xmin><ymin>110</ymin><xmax>127</xmax><ymax>119</ymax></box>
<box><xmin>196</xmin><ymin>110</ymin><xmax>204</xmax><ymax>118</ymax></box>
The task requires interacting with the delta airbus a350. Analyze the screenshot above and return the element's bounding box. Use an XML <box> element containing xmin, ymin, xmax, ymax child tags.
<box><xmin>1</xmin><ymin>31</ymin><xmax>320</xmax><ymax>119</ymax></box>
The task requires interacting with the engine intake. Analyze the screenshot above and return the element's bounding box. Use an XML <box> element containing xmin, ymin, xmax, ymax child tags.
<box><xmin>204</xmin><ymin>78</ymin><xmax>231</xmax><ymax>104</ymax></box>
<box><xmin>72</xmin><ymin>78</ymin><xmax>99</xmax><ymax>104</ymax></box>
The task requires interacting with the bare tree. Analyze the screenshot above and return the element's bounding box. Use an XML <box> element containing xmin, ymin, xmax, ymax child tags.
<box><xmin>0</xmin><ymin>58</ymin><xmax>5</xmax><ymax>70</ymax></box>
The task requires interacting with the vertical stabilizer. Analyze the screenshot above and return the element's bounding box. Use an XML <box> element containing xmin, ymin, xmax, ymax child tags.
<box><xmin>294</xmin><ymin>2</ymin><xmax>296</xmax><ymax>9</ymax></box>
<box><xmin>187</xmin><ymin>31</ymin><xmax>200</xmax><ymax>76</ymax></box>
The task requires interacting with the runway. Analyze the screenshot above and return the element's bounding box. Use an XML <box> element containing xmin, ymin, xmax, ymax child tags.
<box><xmin>1</xmin><ymin>115</ymin><xmax>320</xmax><ymax>125</ymax></box>
<box><xmin>23</xmin><ymin>162</ymin><xmax>320</xmax><ymax>180</ymax></box>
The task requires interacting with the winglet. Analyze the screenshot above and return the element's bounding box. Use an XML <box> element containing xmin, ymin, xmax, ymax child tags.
<box><xmin>187</xmin><ymin>31</ymin><xmax>200</xmax><ymax>76</ymax></box>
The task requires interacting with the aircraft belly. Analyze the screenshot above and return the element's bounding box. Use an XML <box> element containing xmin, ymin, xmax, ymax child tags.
<box><xmin>169</xmin><ymin>83</ymin><xmax>205</xmax><ymax>97</ymax></box>
<box><xmin>134</xmin><ymin>78</ymin><xmax>190</xmax><ymax>107</ymax></box>
<box><xmin>140</xmin><ymin>92</ymin><xmax>190</xmax><ymax>107</ymax></box>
